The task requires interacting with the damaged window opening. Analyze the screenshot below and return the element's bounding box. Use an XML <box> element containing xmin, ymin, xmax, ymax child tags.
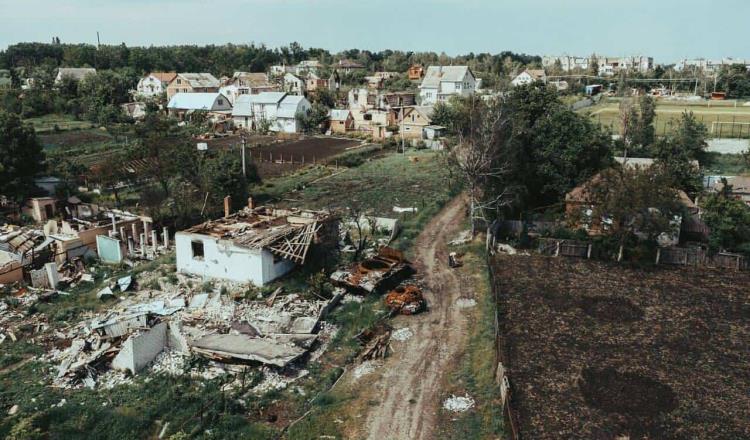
<box><xmin>191</xmin><ymin>240</ymin><xmax>205</xmax><ymax>260</ymax></box>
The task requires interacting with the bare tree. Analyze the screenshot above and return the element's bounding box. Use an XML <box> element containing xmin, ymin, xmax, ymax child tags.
<box><xmin>452</xmin><ymin>98</ymin><xmax>513</xmax><ymax>235</ymax></box>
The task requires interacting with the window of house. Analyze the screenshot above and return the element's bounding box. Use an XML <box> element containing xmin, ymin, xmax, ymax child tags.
<box><xmin>177</xmin><ymin>79</ymin><xmax>182</xmax><ymax>85</ymax></box>
<box><xmin>218</xmin><ymin>99</ymin><xmax>224</xmax><ymax>105</ymax></box>
<box><xmin>191</xmin><ymin>240</ymin><xmax>204</xmax><ymax>260</ymax></box>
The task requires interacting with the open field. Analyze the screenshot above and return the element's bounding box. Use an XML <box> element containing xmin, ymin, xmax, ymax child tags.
<box><xmin>24</xmin><ymin>114</ymin><xmax>96</xmax><ymax>133</ymax></box>
<box><xmin>582</xmin><ymin>99</ymin><xmax>750</xmax><ymax>138</ymax></box>
<box><xmin>491</xmin><ymin>254</ymin><xmax>750</xmax><ymax>440</ymax></box>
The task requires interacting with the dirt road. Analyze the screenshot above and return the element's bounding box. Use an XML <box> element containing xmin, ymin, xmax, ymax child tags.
<box><xmin>363</xmin><ymin>194</ymin><xmax>470</xmax><ymax>440</ymax></box>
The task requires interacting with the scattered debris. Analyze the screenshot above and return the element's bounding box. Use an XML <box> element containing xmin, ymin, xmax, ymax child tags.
<box><xmin>393</xmin><ymin>206</ymin><xmax>418</xmax><ymax>214</ymax></box>
<box><xmin>7</xmin><ymin>405</ymin><xmax>19</xmax><ymax>415</ymax></box>
<box><xmin>455</xmin><ymin>298</ymin><xmax>477</xmax><ymax>308</ymax></box>
<box><xmin>449</xmin><ymin>229</ymin><xmax>472</xmax><ymax>246</ymax></box>
<box><xmin>384</xmin><ymin>285</ymin><xmax>426</xmax><ymax>315</ymax></box>
<box><xmin>448</xmin><ymin>252</ymin><xmax>463</xmax><ymax>268</ymax></box>
<box><xmin>353</xmin><ymin>360</ymin><xmax>379</xmax><ymax>380</ymax></box>
<box><xmin>443</xmin><ymin>394</ymin><xmax>475</xmax><ymax>412</ymax></box>
<box><xmin>356</xmin><ymin>324</ymin><xmax>391</xmax><ymax>361</ymax></box>
<box><xmin>496</xmin><ymin>243</ymin><xmax>518</xmax><ymax>255</ymax></box>
<box><xmin>391</xmin><ymin>327</ymin><xmax>413</xmax><ymax>342</ymax></box>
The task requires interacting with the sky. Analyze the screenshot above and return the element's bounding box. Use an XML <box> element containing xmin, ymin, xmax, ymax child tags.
<box><xmin>0</xmin><ymin>0</ymin><xmax>747</xmax><ymax>64</ymax></box>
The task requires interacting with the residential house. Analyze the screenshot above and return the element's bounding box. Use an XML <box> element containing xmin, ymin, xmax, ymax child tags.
<box><xmin>366</xmin><ymin>71</ymin><xmax>398</xmax><ymax>89</ymax></box>
<box><xmin>511</xmin><ymin>69</ymin><xmax>547</xmax><ymax>87</ymax></box>
<box><xmin>329</xmin><ymin>109</ymin><xmax>354</xmax><ymax>134</ymax></box>
<box><xmin>22</xmin><ymin>197</ymin><xmax>57</xmax><ymax>223</ymax></box>
<box><xmin>55</xmin><ymin>67</ymin><xmax>96</xmax><ymax>84</ymax></box>
<box><xmin>175</xmin><ymin>206</ymin><xmax>333</xmax><ymax>286</ymax></box>
<box><xmin>328</xmin><ymin>70</ymin><xmax>341</xmax><ymax>91</ymax></box>
<box><xmin>566</xmin><ymin>157</ymin><xmax>700</xmax><ymax>244</ymax></box>
<box><xmin>408</xmin><ymin>65</ymin><xmax>425</xmax><ymax>81</ymax></box>
<box><xmin>418</xmin><ymin>66</ymin><xmax>477</xmax><ymax>105</ymax></box>
<box><xmin>283</xmin><ymin>73</ymin><xmax>306</xmax><ymax>95</ymax></box>
<box><xmin>121</xmin><ymin>102</ymin><xmax>147</xmax><ymax>120</ymax></box>
<box><xmin>714</xmin><ymin>176</ymin><xmax>750</xmax><ymax>206</ymax></box>
<box><xmin>384</xmin><ymin>92</ymin><xmax>416</xmax><ymax>108</ymax></box>
<box><xmin>390</xmin><ymin>105</ymin><xmax>434</xmax><ymax>139</ymax></box>
<box><xmin>295</xmin><ymin>60</ymin><xmax>322</xmax><ymax>76</ymax></box>
<box><xmin>336</xmin><ymin>59</ymin><xmax>365</xmax><ymax>74</ymax></box>
<box><xmin>136</xmin><ymin>72</ymin><xmax>176</xmax><ymax>98</ymax></box>
<box><xmin>219</xmin><ymin>72</ymin><xmax>277</xmax><ymax>105</ymax></box>
<box><xmin>232</xmin><ymin>92</ymin><xmax>311</xmax><ymax>133</ymax></box>
<box><xmin>166</xmin><ymin>92</ymin><xmax>232</xmax><ymax>118</ymax></box>
<box><xmin>166</xmin><ymin>73</ymin><xmax>221</xmax><ymax>100</ymax></box>
<box><xmin>269</xmin><ymin>64</ymin><xmax>293</xmax><ymax>76</ymax></box>
<box><xmin>348</xmin><ymin>87</ymin><xmax>379</xmax><ymax>111</ymax></box>
<box><xmin>305</xmin><ymin>73</ymin><xmax>329</xmax><ymax>92</ymax></box>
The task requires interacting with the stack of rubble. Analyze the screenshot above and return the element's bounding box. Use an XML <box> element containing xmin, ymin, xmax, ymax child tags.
<box><xmin>384</xmin><ymin>284</ymin><xmax>426</xmax><ymax>315</ymax></box>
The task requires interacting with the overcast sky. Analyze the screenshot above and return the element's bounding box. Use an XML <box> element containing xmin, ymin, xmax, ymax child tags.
<box><xmin>0</xmin><ymin>0</ymin><xmax>746</xmax><ymax>63</ymax></box>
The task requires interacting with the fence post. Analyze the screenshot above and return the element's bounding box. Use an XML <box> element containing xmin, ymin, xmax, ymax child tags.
<box><xmin>555</xmin><ymin>241</ymin><xmax>561</xmax><ymax>257</ymax></box>
<box><xmin>587</xmin><ymin>243</ymin><xmax>592</xmax><ymax>259</ymax></box>
<box><xmin>655</xmin><ymin>248</ymin><xmax>661</xmax><ymax>265</ymax></box>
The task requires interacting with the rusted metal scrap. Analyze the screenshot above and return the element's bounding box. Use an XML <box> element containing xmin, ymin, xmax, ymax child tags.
<box><xmin>384</xmin><ymin>284</ymin><xmax>426</xmax><ymax>315</ymax></box>
<box><xmin>330</xmin><ymin>246</ymin><xmax>413</xmax><ymax>294</ymax></box>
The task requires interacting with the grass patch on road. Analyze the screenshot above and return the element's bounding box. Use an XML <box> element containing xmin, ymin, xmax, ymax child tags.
<box><xmin>436</xmin><ymin>239</ymin><xmax>504</xmax><ymax>439</ymax></box>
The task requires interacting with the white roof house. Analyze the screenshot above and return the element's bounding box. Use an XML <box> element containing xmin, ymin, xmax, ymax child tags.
<box><xmin>167</xmin><ymin>93</ymin><xmax>232</xmax><ymax>112</ymax></box>
<box><xmin>419</xmin><ymin>66</ymin><xmax>477</xmax><ymax>105</ymax></box>
<box><xmin>232</xmin><ymin>92</ymin><xmax>310</xmax><ymax>133</ymax></box>
<box><xmin>330</xmin><ymin>109</ymin><xmax>352</xmax><ymax>121</ymax></box>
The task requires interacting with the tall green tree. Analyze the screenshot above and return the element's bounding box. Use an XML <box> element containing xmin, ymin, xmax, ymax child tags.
<box><xmin>0</xmin><ymin>111</ymin><xmax>45</xmax><ymax>201</ymax></box>
<box><xmin>701</xmin><ymin>181</ymin><xmax>750</xmax><ymax>254</ymax></box>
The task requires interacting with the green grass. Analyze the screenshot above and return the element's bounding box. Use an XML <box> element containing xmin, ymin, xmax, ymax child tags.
<box><xmin>582</xmin><ymin>99</ymin><xmax>750</xmax><ymax>138</ymax></box>
<box><xmin>703</xmin><ymin>152</ymin><xmax>750</xmax><ymax>175</ymax></box>
<box><xmin>24</xmin><ymin>114</ymin><xmax>95</xmax><ymax>133</ymax></box>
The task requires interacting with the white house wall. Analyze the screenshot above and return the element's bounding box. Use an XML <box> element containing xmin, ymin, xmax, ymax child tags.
<box><xmin>175</xmin><ymin>232</ymin><xmax>295</xmax><ymax>285</ymax></box>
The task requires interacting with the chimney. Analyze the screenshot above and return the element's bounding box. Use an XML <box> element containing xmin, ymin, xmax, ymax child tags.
<box><xmin>223</xmin><ymin>196</ymin><xmax>232</xmax><ymax>218</ymax></box>
<box><xmin>247</xmin><ymin>197</ymin><xmax>255</xmax><ymax>210</ymax></box>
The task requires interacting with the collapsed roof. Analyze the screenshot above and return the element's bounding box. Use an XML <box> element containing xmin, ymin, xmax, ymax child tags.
<box><xmin>181</xmin><ymin>206</ymin><xmax>333</xmax><ymax>264</ymax></box>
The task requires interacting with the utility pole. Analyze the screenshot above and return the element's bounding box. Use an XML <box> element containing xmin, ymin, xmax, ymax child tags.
<box><xmin>400</xmin><ymin>106</ymin><xmax>405</xmax><ymax>155</ymax></box>
<box><xmin>241</xmin><ymin>135</ymin><xmax>247</xmax><ymax>177</ymax></box>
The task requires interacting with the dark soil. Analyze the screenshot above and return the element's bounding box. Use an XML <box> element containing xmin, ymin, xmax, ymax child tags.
<box><xmin>580</xmin><ymin>367</ymin><xmax>678</xmax><ymax>416</ymax></box>
<box><xmin>579</xmin><ymin>296</ymin><xmax>644</xmax><ymax>322</ymax></box>
<box><xmin>39</xmin><ymin>129</ymin><xmax>111</xmax><ymax>149</ymax></box>
<box><xmin>492</xmin><ymin>255</ymin><xmax>750</xmax><ymax>440</ymax></box>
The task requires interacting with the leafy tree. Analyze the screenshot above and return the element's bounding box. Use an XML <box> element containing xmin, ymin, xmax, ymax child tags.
<box><xmin>701</xmin><ymin>181</ymin><xmax>750</xmax><ymax>254</ymax></box>
<box><xmin>588</xmin><ymin>54</ymin><xmax>599</xmax><ymax>76</ymax></box>
<box><xmin>670</xmin><ymin>110</ymin><xmax>707</xmax><ymax>161</ymax></box>
<box><xmin>0</xmin><ymin>111</ymin><xmax>45</xmax><ymax>201</ymax></box>
<box><xmin>296</xmin><ymin>102</ymin><xmax>328</xmax><ymax>133</ymax></box>
<box><xmin>652</xmin><ymin>111</ymin><xmax>707</xmax><ymax>195</ymax></box>
<box><xmin>586</xmin><ymin>165</ymin><xmax>681</xmax><ymax>252</ymax></box>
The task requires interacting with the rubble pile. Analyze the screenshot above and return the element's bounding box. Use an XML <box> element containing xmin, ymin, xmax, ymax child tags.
<box><xmin>38</xmin><ymin>269</ymin><xmax>343</xmax><ymax>390</ymax></box>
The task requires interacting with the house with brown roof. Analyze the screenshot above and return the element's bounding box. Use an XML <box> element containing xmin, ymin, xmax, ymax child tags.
<box><xmin>714</xmin><ymin>176</ymin><xmax>750</xmax><ymax>206</ymax></box>
<box><xmin>166</xmin><ymin>73</ymin><xmax>221</xmax><ymax>100</ymax></box>
<box><xmin>336</xmin><ymin>59</ymin><xmax>366</xmax><ymax>74</ymax></box>
<box><xmin>219</xmin><ymin>72</ymin><xmax>278</xmax><ymax>105</ymax></box>
<box><xmin>136</xmin><ymin>72</ymin><xmax>177</xmax><ymax>98</ymax></box>
<box><xmin>408</xmin><ymin>65</ymin><xmax>425</xmax><ymax>81</ymax></box>
<box><xmin>511</xmin><ymin>69</ymin><xmax>547</xmax><ymax>87</ymax></box>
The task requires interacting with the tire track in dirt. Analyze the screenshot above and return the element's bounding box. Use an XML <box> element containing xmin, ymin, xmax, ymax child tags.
<box><xmin>362</xmin><ymin>194</ymin><xmax>469</xmax><ymax>440</ymax></box>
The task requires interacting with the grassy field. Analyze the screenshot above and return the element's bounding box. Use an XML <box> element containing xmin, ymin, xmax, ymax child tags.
<box><xmin>24</xmin><ymin>114</ymin><xmax>96</xmax><ymax>133</ymax></box>
<box><xmin>582</xmin><ymin>99</ymin><xmax>750</xmax><ymax>138</ymax></box>
<box><xmin>254</xmin><ymin>148</ymin><xmax>461</xmax><ymax>252</ymax></box>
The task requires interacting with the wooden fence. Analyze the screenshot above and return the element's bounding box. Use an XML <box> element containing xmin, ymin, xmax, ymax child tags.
<box><xmin>487</xmin><ymin>250</ymin><xmax>521</xmax><ymax>440</ymax></box>
<box><xmin>656</xmin><ymin>247</ymin><xmax>748</xmax><ymax>270</ymax></box>
<box><xmin>537</xmin><ymin>238</ymin><xmax>592</xmax><ymax>258</ymax></box>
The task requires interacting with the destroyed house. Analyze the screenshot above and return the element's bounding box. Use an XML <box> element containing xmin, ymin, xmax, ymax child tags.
<box><xmin>176</xmin><ymin>207</ymin><xmax>334</xmax><ymax>286</ymax></box>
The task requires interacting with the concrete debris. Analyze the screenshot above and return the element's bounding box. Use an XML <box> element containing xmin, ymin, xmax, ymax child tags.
<box><xmin>330</xmin><ymin>247</ymin><xmax>412</xmax><ymax>294</ymax></box>
<box><xmin>392</xmin><ymin>206</ymin><xmax>418</xmax><ymax>214</ymax></box>
<box><xmin>391</xmin><ymin>327</ymin><xmax>413</xmax><ymax>342</ymax></box>
<box><xmin>252</xmin><ymin>367</ymin><xmax>309</xmax><ymax>394</ymax></box>
<box><xmin>455</xmin><ymin>298</ymin><xmax>477</xmax><ymax>308</ymax></box>
<box><xmin>449</xmin><ymin>229</ymin><xmax>472</xmax><ymax>246</ymax></box>
<box><xmin>191</xmin><ymin>333</ymin><xmax>306</xmax><ymax>368</ymax></box>
<box><xmin>448</xmin><ymin>252</ymin><xmax>463</xmax><ymax>268</ymax></box>
<box><xmin>7</xmin><ymin>404</ymin><xmax>19</xmax><ymax>415</ymax></box>
<box><xmin>496</xmin><ymin>243</ymin><xmax>518</xmax><ymax>255</ymax></box>
<box><xmin>117</xmin><ymin>275</ymin><xmax>133</xmax><ymax>292</ymax></box>
<box><xmin>443</xmin><ymin>394</ymin><xmax>475</xmax><ymax>412</ymax></box>
<box><xmin>97</xmin><ymin>286</ymin><xmax>114</xmax><ymax>299</ymax></box>
<box><xmin>384</xmin><ymin>284</ymin><xmax>426</xmax><ymax>315</ymax></box>
<box><xmin>353</xmin><ymin>360</ymin><xmax>379</xmax><ymax>380</ymax></box>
